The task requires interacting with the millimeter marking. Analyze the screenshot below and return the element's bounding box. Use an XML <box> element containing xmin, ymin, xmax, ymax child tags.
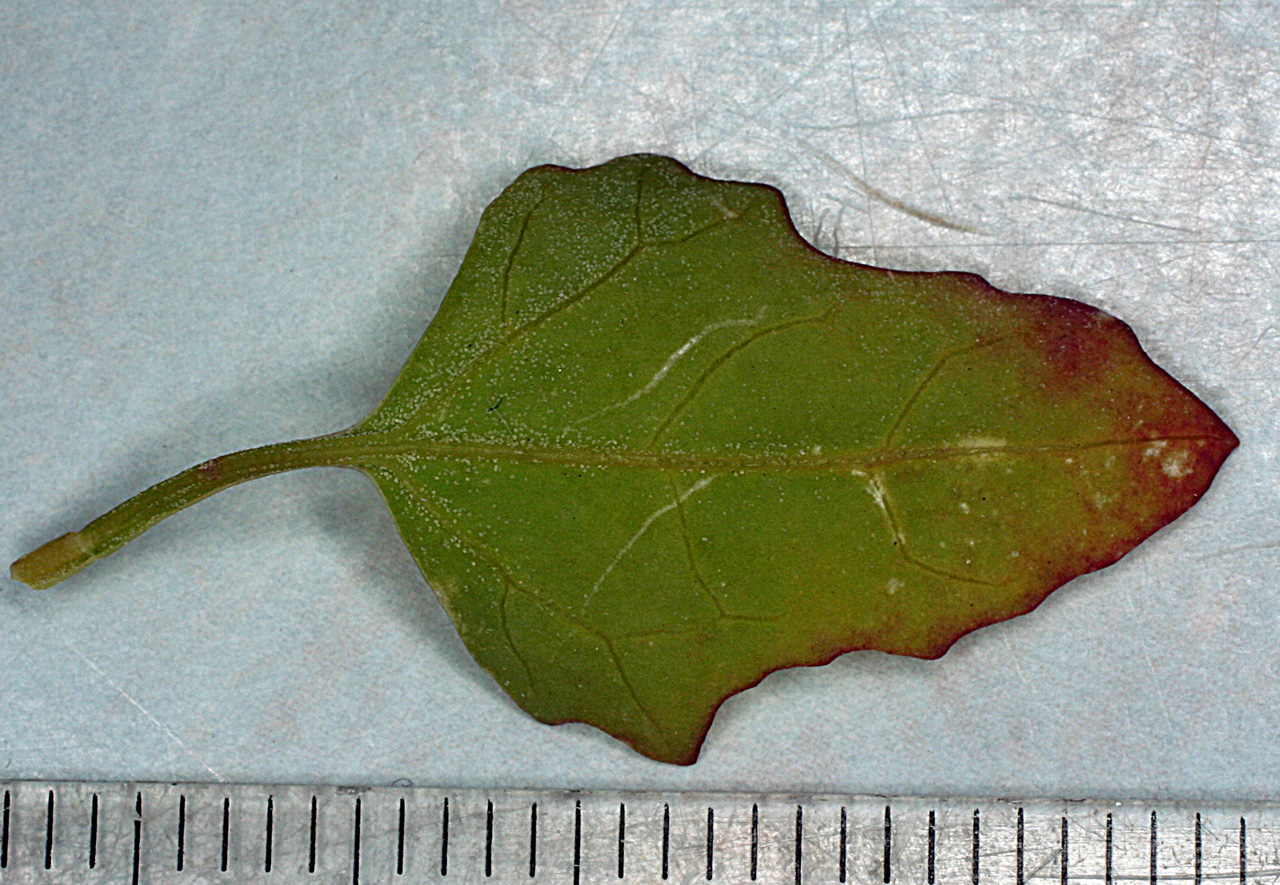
<box><xmin>0</xmin><ymin>780</ymin><xmax>1275</xmax><ymax>884</ymax></box>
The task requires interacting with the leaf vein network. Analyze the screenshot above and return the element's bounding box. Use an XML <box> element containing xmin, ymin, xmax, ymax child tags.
<box><xmin>499</xmin><ymin>575</ymin><xmax>539</xmax><ymax>701</ymax></box>
<box><xmin>498</xmin><ymin>195</ymin><xmax>548</xmax><ymax>325</ymax></box>
<box><xmin>394</xmin><ymin>166</ymin><xmax>751</xmax><ymax>437</ymax></box>
<box><xmin>647</xmin><ymin>303</ymin><xmax>844</xmax><ymax>447</ymax></box>
<box><xmin>883</xmin><ymin>334</ymin><xmax>1021</xmax><ymax>445</ymax></box>
<box><xmin>381</xmin><ymin>462</ymin><xmax>666</xmax><ymax>738</ymax></box>
<box><xmin>584</xmin><ymin>473</ymin><xmax>719</xmax><ymax>604</ymax></box>
<box><xmin>865</xmin><ymin>472</ymin><xmax>1000</xmax><ymax>587</ymax></box>
<box><xmin>667</xmin><ymin>474</ymin><xmax>782</xmax><ymax>623</ymax></box>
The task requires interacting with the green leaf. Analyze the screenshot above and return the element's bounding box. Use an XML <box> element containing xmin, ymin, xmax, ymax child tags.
<box><xmin>12</xmin><ymin>154</ymin><xmax>1238</xmax><ymax>764</ymax></box>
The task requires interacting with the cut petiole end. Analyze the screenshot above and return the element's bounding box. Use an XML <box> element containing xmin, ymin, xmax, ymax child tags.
<box><xmin>11</xmin><ymin>531</ymin><xmax>95</xmax><ymax>590</ymax></box>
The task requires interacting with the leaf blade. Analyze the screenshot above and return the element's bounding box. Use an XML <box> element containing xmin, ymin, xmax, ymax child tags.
<box><xmin>348</xmin><ymin>154</ymin><xmax>1236</xmax><ymax>763</ymax></box>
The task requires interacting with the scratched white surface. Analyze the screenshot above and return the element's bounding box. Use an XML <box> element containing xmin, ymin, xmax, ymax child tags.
<box><xmin>1</xmin><ymin>1</ymin><xmax>1276</xmax><ymax>797</ymax></box>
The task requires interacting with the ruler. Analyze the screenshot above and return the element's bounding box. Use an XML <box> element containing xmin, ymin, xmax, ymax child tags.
<box><xmin>0</xmin><ymin>780</ymin><xmax>1272</xmax><ymax>884</ymax></box>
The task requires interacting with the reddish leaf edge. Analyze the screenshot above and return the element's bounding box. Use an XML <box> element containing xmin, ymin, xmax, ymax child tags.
<box><xmin>532</xmin><ymin>417</ymin><xmax>1236</xmax><ymax>767</ymax></box>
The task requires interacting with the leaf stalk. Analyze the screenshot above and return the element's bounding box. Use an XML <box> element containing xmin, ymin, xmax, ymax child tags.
<box><xmin>10</xmin><ymin>435</ymin><xmax>359</xmax><ymax>590</ymax></box>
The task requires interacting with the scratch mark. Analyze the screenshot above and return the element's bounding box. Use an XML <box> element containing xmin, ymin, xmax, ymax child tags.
<box><xmin>1081</xmin><ymin>250</ymin><xmax>1194</xmax><ymax>290</ymax></box>
<box><xmin>1024</xmin><ymin>847</ymin><xmax>1062</xmax><ymax>882</ymax></box>
<box><xmin>1018</xmin><ymin>195</ymin><xmax>1203</xmax><ymax>234</ymax></box>
<box><xmin>941</xmin><ymin>88</ymin><xmax>1279</xmax><ymax>153</ymax></box>
<box><xmin>841</xmin><ymin>2</ymin><xmax>878</xmax><ymax>263</ymax></box>
<box><xmin>495</xmin><ymin>1</ymin><xmax>635</xmax><ymax>94</ymax></box>
<box><xmin>63</xmin><ymin>643</ymin><xmax>225</xmax><ymax>782</ymax></box>
<box><xmin>1229</xmin><ymin>324</ymin><xmax>1276</xmax><ymax>371</ymax></box>
<box><xmin>858</xmin><ymin>2</ymin><xmax>968</xmax><ymax>229</ymax></box>
<box><xmin>1121</xmin><ymin>579</ymin><xmax>1179</xmax><ymax>736</ymax></box>
<box><xmin>835</xmin><ymin>237</ymin><xmax>1280</xmax><ymax>248</ymax></box>
<box><xmin>1198</xmin><ymin>541</ymin><xmax>1280</xmax><ymax>560</ymax></box>
<box><xmin>1186</xmin><ymin>0</ymin><xmax>1224</xmax><ymax>297</ymax></box>
<box><xmin>786</xmin><ymin>107</ymin><xmax>990</xmax><ymax>131</ymax></box>
<box><xmin>587</xmin><ymin>475</ymin><xmax>719</xmax><ymax>602</ymax></box>
<box><xmin>575</xmin><ymin>0</ymin><xmax>632</xmax><ymax>91</ymax></box>
<box><xmin>1001</xmin><ymin>633</ymin><xmax>1031</xmax><ymax>688</ymax></box>
<box><xmin>686</xmin><ymin>38</ymin><xmax>850</xmax><ymax>165</ymax></box>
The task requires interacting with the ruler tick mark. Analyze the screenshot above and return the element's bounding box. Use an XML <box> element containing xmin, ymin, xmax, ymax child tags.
<box><xmin>662</xmin><ymin>803</ymin><xmax>670</xmax><ymax>880</ymax></box>
<box><xmin>1151</xmin><ymin>810</ymin><xmax>1158</xmax><ymax>885</ymax></box>
<box><xmin>352</xmin><ymin>797</ymin><xmax>363</xmax><ymax>885</ymax></box>
<box><xmin>973</xmin><ymin>809</ymin><xmax>981</xmax><ymax>885</ymax></box>
<box><xmin>617</xmin><ymin>802</ymin><xmax>626</xmax><ymax>879</ymax></box>
<box><xmin>1061</xmin><ymin>817</ymin><xmax>1069</xmax><ymax>885</ymax></box>
<box><xmin>131</xmin><ymin>791</ymin><xmax>142</xmax><ymax>885</ymax></box>
<box><xmin>795</xmin><ymin>804</ymin><xmax>804</xmax><ymax>885</ymax></box>
<box><xmin>221</xmin><ymin>796</ymin><xmax>230</xmax><ymax>873</ymax></box>
<box><xmin>90</xmin><ymin>792</ymin><xmax>100</xmax><ymax>870</ymax></box>
<box><xmin>840</xmin><ymin>807</ymin><xmax>848</xmax><ymax>884</ymax></box>
<box><xmin>177</xmin><ymin>795</ymin><xmax>186</xmax><ymax>871</ymax></box>
<box><xmin>44</xmin><ymin>789</ymin><xmax>54</xmax><ymax>870</ymax></box>
<box><xmin>1106</xmin><ymin>814</ymin><xmax>1113</xmax><ymax>885</ymax></box>
<box><xmin>706</xmin><ymin>806</ymin><xmax>715</xmax><ymax>880</ymax></box>
<box><xmin>751</xmin><ymin>803</ymin><xmax>759</xmax><ymax>881</ymax></box>
<box><xmin>265</xmin><ymin>794</ymin><xmax>275</xmax><ymax>873</ymax></box>
<box><xmin>397</xmin><ymin>797</ymin><xmax>406</xmax><ymax>876</ymax></box>
<box><xmin>884</xmin><ymin>805</ymin><xmax>892</xmax><ymax>884</ymax></box>
<box><xmin>442</xmin><ymin>797</ymin><xmax>450</xmax><ymax>877</ymax></box>
<box><xmin>1193</xmin><ymin>813</ymin><xmax>1201</xmax><ymax>885</ymax></box>
<box><xmin>928</xmin><ymin>810</ymin><xmax>936</xmax><ymax>885</ymax></box>
<box><xmin>486</xmin><ymin>799</ymin><xmax>494</xmax><ymax>878</ymax></box>
<box><xmin>2</xmin><ymin>789</ymin><xmax>9</xmax><ymax>869</ymax></box>
<box><xmin>574</xmin><ymin>800</ymin><xmax>582</xmax><ymax>885</ymax></box>
<box><xmin>1240</xmin><ymin>817</ymin><xmax>1247</xmax><ymax>885</ymax></box>
<box><xmin>309</xmin><ymin>795</ymin><xmax>318</xmax><ymax>873</ymax></box>
<box><xmin>529</xmin><ymin>802</ymin><xmax>537</xmax><ymax>878</ymax></box>
<box><xmin>1017</xmin><ymin>808</ymin><xmax>1025</xmax><ymax>885</ymax></box>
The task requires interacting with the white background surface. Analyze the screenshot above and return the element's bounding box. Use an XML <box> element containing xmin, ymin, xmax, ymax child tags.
<box><xmin>2</xmin><ymin>0</ymin><xmax>1276</xmax><ymax>798</ymax></box>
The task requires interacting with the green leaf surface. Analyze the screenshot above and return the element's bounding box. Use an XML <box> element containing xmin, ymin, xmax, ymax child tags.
<box><xmin>12</xmin><ymin>154</ymin><xmax>1238</xmax><ymax>764</ymax></box>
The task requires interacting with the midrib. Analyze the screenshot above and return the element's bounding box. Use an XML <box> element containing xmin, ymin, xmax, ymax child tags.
<box><xmin>326</xmin><ymin>430</ymin><xmax>1225</xmax><ymax>474</ymax></box>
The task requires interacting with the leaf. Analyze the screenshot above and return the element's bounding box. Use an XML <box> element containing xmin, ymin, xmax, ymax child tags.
<box><xmin>12</xmin><ymin>154</ymin><xmax>1238</xmax><ymax>764</ymax></box>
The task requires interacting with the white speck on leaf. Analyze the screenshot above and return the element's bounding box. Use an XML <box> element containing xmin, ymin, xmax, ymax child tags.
<box><xmin>1162</xmin><ymin>449</ymin><xmax>1192</xmax><ymax>477</ymax></box>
